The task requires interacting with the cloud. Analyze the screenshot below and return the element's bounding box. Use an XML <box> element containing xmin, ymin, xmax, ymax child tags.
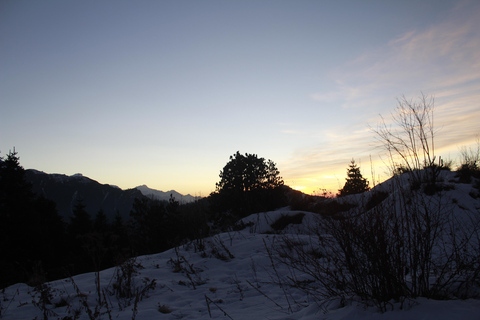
<box><xmin>281</xmin><ymin>124</ymin><xmax>377</xmax><ymax>180</ymax></box>
<box><xmin>312</xmin><ymin>1</ymin><xmax>480</xmax><ymax>110</ymax></box>
<box><xmin>291</xmin><ymin>2</ymin><xmax>480</xmax><ymax>193</ymax></box>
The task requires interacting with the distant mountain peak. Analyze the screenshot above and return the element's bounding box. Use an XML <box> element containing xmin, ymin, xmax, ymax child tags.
<box><xmin>134</xmin><ymin>185</ymin><xmax>201</xmax><ymax>203</ymax></box>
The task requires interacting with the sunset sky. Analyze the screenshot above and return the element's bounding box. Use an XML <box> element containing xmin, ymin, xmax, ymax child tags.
<box><xmin>1</xmin><ymin>0</ymin><xmax>479</xmax><ymax>196</ymax></box>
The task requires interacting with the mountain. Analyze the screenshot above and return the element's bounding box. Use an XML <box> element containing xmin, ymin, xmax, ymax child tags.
<box><xmin>24</xmin><ymin>170</ymin><xmax>202</xmax><ymax>222</ymax></box>
<box><xmin>135</xmin><ymin>184</ymin><xmax>201</xmax><ymax>203</ymax></box>
<box><xmin>4</xmin><ymin>171</ymin><xmax>480</xmax><ymax>319</ymax></box>
<box><xmin>5</xmin><ymin>169</ymin><xmax>479</xmax><ymax>319</ymax></box>
<box><xmin>25</xmin><ymin>169</ymin><xmax>146</xmax><ymax>222</ymax></box>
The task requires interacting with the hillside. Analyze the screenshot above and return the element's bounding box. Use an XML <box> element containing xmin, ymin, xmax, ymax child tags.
<box><xmin>2</xmin><ymin>169</ymin><xmax>480</xmax><ymax>319</ymax></box>
<box><xmin>24</xmin><ymin>170</ymin><xmax>199</xmax><ymax>222</ymax></box>
<box><xmin>25</xmin><ymin>170</ymin><xmax>145</xmax><ymax>221</ymax></box>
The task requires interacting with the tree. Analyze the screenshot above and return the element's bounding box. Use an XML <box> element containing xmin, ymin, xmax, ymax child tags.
<box><xmin>215</xmin><ymin>151</ymin><xmax>283</xmax><ymax>193</ymax></box>
<box><xmin>0</xmin><ymin>148</ymin><xmax>34</xmax><ymax>218</ymax></box>
<box><xmin>338</xmin><ymin>159</ymin><xmax>370</xmax><ymax>196</ymax></box>
<box><xmin>130</xmin><ymin>197</ymin><xmax>170</xmax><ymax>253</ymax></box>
<box><xmin>0</xmin><ymin>149</ymin><xmax>66</xmax><ymax>287</ymax></box>
<box><xmin>68</xmin><ymin>198</ymin><xmax>92</xmax><ymax>236</ymax></box>
<box><xmin>212</xmin><ymin>151</ymin><xmax>284</xmax><ymax>219</ymax></box>
<box><xmin>94</xmin><ymin>209</ymin><xmax>108</xmax><ymax>233</ymax></box>
<box><xmin>166</xmin><ymin>194</ymin><xmax>179</xmax><ymax>215</ymax></box>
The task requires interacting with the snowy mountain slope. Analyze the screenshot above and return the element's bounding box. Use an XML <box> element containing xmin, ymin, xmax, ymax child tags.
<box><xmin>2</xmin><ymin>211</ymin><xmax>480</xmax><ymax>320</ymax></box>
<box><xmin>3</xmin><ymin>170</ymin><xmax>480</xmax><ymax>319</ymax></box>
<box><xmin>3</xmin><ymin>210</ymin><xmax>480</xmax><ymax>319</ymax></box>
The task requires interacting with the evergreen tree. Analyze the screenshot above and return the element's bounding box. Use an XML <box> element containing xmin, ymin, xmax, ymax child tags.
<box><xmin>166</xmin><ymin>194</ymin><xmax>179</xmax><ymax>215</ymax></box>
<box><xmin>0</xmin><ymin>148</ymin><xmax>34</xmax><ymax>220</ymax></box>
<box><xmin>265</xmin><ymin>159</ymin><xmax>284</xmax><ymax>189</ymax></box>
<box><xmin>94</xmin><ymin>209</ymin><xmax>108</xmax><ymax>233</ymax></box>
<box><xmin>339</xmin><ymin>159</ymin><xmax>370</xmax><ymax>196</ymax></box>
<box><xmin>130</xmin><ymin>197</ymin><xmax>169</xmax><ymax>253</ymax></box>
<box><xmin>0</xmin><ymin>149</ymin><xmax>66</xmax><ymax>287</ymax></box>
<box><xmin>69</xmin><ymin>198</ymin><xmax>92</xmax><ymax>235</ymax></box>
<box><xmin>113</xmin><ymin>211</ymin><xmax>125</xmax><ymax>234</ymax></box>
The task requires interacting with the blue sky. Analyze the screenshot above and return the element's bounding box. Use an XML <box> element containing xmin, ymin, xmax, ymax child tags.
<box><xmin>1</xmin><ymin>0</ymin><xmax>479</xmax><ymax>196</ymax></box>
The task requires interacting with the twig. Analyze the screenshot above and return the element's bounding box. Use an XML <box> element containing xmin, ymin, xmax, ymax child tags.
<box><xmin>263</xmin><ymin>238</ymin><xmax>293</xmax><ymax>313</ymax></box>
<box><xmin>246</xmin><ymin>280</ymin><xmax>284</xmax><ymax>310</ymax></box>
<box><xmin>204</xmin><ymin>295</ymin><xmax>234</xmax><ymax>319</ymax></box>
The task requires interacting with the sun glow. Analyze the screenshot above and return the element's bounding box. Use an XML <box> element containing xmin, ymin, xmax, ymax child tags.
<box><xmin>292</xmin><ymin>186</ymin><xmax>306</xmax><ymax>191</ymax></box>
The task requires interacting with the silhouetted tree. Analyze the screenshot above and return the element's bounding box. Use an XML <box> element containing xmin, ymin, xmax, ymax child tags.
<box><xmin>212</xmin><ymin>151</ymin><xmax>285</xmax><ymax>221</ymax></box>
<box><xmin>166</xmin><ymin>194</ymin><xmax>179</xmax><ymax>215</ymax></box>
<box><xmin>216</xmin><ymin>151</ymin><xmax>283</xmax><ymax>193</ymax></box>
<box><xmin>68</xmin><ymin>198</ymin><xmax>92</xmax><ymax>235</ymax></box>
<box><xmin>0</xmin><ymin>149</ymin><xmax>66</xmax><ymax>288</ymax></box>
<box><xmin>339</xmin><ymin>159</ymin><xmax>370</xmax><ymax>196</ymax></box>
<box><xmin>130</xmin><ymin>198</ymin><xmax>169</xmax><ymax>253</ymax></box>
<box><xmin>94</xmin><ymin>209</ymin><xmax>108</xmax><ymax>233</ymax></box>
<box><xmin>0</xmin><ymin>148</ymin><xmax>34</xmax><ymax>220</ymax></box>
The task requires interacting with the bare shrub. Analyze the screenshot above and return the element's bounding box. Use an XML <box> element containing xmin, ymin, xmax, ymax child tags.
<box><xmin>372</xmin><ymin>94</ymin><xmax>445</xmax><ymax>188</ymax></box>
<box><xmin>457</xmin><ymin>138</ymin><xmax>480</xmax><ymax>182</ymax></box>
<box><xmin>276</xmin><ymin>185</ymin><xmax>480</xmax><ymax>311</ymax></box>
<box><xmin>275</xmin><ymin>95</ymin><xmax>480</xmax><ymax>311</ymax></box>
<box><xmin>30</xmin><ymin>282</ymin><xmax>59</xmax><ymax>320</ymax></box>
<box><xmin>168</xmin><ymin>248</ymin><xmax>206</xmax><ymax>289</ymax></box>
<box><xmin>107</xmin><ymin>258</ymin><xmax>156</xmax><ymax>309</ymax></box>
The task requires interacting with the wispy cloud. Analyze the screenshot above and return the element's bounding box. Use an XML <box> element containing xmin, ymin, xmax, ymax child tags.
<box><xmin>290</xmin><ymin>1</ymin><xmax>480</xmax><ymax>193</ymax></box>
<box><xmin>313</xmin><ymin>1</ymin><xmax>480</xmax><ymax>109</ymax></box>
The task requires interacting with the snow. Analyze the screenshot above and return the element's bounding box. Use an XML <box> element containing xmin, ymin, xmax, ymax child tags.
<box><xmin>2</xmin><ymin>171</ymin><xmax>480</xmax><ymax>319</ymax></box>
<box><xmin>3</xmin><ymin>214</ymin><xmax>480</xmax><ymax>319</ymax></box>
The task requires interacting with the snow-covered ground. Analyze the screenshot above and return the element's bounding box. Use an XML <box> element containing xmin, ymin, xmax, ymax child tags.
<box><xmin>2</xmin><ymin>216</ymin><xmax>480</xmax><ymax>319</ymax></box>
<box><xmin>2</xmin><ymin>171</ymin><xmax>480</xmax><ymax>319</ymax></box>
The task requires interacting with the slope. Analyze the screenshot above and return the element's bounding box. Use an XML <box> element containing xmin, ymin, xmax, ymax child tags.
<box><xmin>2</xmin><ymin>170</ymin><xmax>480</xmax><ymax>319</ymax></box>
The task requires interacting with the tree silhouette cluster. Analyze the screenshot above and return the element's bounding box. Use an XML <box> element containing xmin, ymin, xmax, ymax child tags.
<box><xmin>0</xmin><ymin>148</ymin><xmax>370</xmax><ymax>289</ymax></box>
<box><xmin>0</xmin><ymin>150</ymin><xmax>209</xmax><ymax>288</ymax></box>
<box><xmin>0</xmin><ymin>149</ymin><xmax>66</xmax><ymax>287</ymax></box>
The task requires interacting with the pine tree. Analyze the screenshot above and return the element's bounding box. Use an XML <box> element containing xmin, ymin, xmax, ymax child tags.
<box><xmin>69</xmin><ymin>198</ymin><xmax>92</xmax><ymax>235</ymax></box>
<box><xmin>0</xmin><ymin>149</ymin><xmax>66</xmax><ymax>287</ymax></box>
<box><xmin>94</xmin><ymin>209</ymin><xmax>108</xmax><ymax>233</ymax></box>
<box><xmin>339</xmin><ymin>159</ymin><xmax>370</xmax><ymax>196</ymax></box>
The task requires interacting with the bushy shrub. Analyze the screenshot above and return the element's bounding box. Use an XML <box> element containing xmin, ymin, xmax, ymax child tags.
<box><xmin>456</xmin><ymin>142</ymin><xmax>480</xmax><ymax>183</ymax></box>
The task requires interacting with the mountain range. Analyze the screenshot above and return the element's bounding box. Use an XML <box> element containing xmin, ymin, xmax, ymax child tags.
<box><xmin>25</xmin><ymin>169</ymin><xmax>201</xmax><ymax>222</ymax></box>
<box><xmin>135</xmin><ymin>184</ymin><xmax>201</xmax><ymax>203</ymax></box>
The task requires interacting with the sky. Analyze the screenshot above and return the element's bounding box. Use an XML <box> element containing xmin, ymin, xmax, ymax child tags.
<box><xmin>1</xmin><ymin>0</ymin><xmax>479</xmax><ymax>196</ymax></box>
